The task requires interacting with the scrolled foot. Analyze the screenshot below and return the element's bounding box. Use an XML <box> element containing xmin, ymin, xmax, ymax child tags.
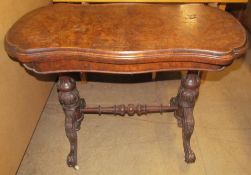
<box><xmin>184</xmin><ymin>150</ymin><xmax>196</xmax><ymax>163</ymax></box>
<box><xmin>67</xmin><ymin>152</ymin><xmax>77</xmax><ymax>167</ymax></box>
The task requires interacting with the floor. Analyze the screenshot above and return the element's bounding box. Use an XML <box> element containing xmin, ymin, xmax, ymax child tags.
<box><xmin>17</xmin><ymin>40</ymin><xmax>251</xmax><ymax>174</ymax></box>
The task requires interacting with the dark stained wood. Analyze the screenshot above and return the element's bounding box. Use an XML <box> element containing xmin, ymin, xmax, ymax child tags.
<box><xmin>81</xmin><ymin>104</ymin><xmax>177</xmax><ymax>116</ymax></box>
<box><xmin>4</xmin><ymin>2</ymin><xmax>249</xmax><ymax>169</ymax></box>
<box><xmin>57</xmin><ymin>76</ymin><xmax>83</xmax><ymax>169</ymax></box>
<box><xmin>5</xmin><ymin>3</ymin><xmax>248</xmax><ymax>74</ymax></box>
<box><xmin>171</xmin><ymin>71</ymin><xmax>200</xmax><ymax>163</ymax></box>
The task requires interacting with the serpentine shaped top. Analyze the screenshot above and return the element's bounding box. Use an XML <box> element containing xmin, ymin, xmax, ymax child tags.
<box><xmin>5</xmin><ymin>3</ymin><xmax>248</xmax><ymax>73</ymax></box>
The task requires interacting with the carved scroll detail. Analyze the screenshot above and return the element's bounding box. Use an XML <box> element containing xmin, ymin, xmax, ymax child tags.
<box><xmin>172</xmin><ymin>71</ymin><xmax>200</xmax><ymax>163</ymax></box>
<box><xmin>57</xmin><ymin>72</ymin><xmax>201</xmax><ymax>168</ymax></box>
<box><xmin>57</xmin><ymin>76</ymin><xmax>83</xmax><ymax>169</ymax></box>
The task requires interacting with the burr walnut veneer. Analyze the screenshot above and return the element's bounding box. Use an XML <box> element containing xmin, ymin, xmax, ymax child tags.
<box><xmin>5</xmin><ymin>3</ymin><xmax>248</xmax><ymax>170</ymax></box>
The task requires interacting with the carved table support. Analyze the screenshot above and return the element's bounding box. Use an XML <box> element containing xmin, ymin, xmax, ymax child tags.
<box><xmin>171</xmin><ymin>71</ymin><xmax>200</xmax><ymax>163</ymax></box>
<box><xmin>57</xmin><ymin>76</ymin><xmax>84</xmax><ymax>169</ymax></box>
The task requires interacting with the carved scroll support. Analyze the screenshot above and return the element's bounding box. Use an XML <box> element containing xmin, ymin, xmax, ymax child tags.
<box><xmin>57</xmin><ymin>72</ymin><xmax>200</xmax><ymax>168</ymax></box>
<box><xmin>57</xmin><ymin>76</ymin><xmax>84</xmax><ymax>169</ymax></box>
<box><xmin>171</xmin><ymin>71</ymin><xmax>200</xmax><ymax>163</ymax></box>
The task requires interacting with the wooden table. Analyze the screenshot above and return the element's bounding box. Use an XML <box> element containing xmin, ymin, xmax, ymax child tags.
<box><xmin>5</xmin><ymin>3</ymin><xmax>247</xmax><ymax>169</ymax></box>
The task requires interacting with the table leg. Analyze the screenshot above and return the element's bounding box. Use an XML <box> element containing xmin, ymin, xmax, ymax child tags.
<box><xmin>80</xmin><ymin>72</ymin><xmax>87</xmax><ymax>84</ymax></box>
<box><xmin>172</xmin><ymin>71</ymin><xmax>200</xmax><ymax>163</ymax></box>
<box><xmin>57</xmin><ymin>76</ymin><xmax>83</xmax><ymax>169</ymax></box>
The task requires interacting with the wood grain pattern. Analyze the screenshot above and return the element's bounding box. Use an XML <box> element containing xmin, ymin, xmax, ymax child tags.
<box><xmin>5</xmin><ymin>3</ymin><xmax>248</xmax><ymax>74</ymax></box>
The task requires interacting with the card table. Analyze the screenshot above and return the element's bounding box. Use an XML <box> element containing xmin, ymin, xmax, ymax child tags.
<box><xmin>4</xmin><ymin>3</ymin><xmax>248</xmax><ymax>169</ymax></box>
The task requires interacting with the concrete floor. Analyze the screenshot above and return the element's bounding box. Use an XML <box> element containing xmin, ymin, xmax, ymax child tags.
<box><xmin>17</xmin><ymin>40</ymin><xmax>251</xmax><ymax>174</ymax></box>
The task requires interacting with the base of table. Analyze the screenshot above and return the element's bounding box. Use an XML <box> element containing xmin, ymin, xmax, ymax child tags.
<box><xmin>57</xmin><ymin>71</ymin><xmax>200</xmax><ymax>168</ymax></box>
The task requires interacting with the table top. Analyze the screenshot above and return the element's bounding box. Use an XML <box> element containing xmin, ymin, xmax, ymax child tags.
<box><xmin>53</xmin><ymin>0</ymin><xmax>248</xmax><ymax>3</ymax></box>
<box><xmin>5</xmin><ymin>3</ymin><xmax>247</xmax><ymax>73</ymax></box>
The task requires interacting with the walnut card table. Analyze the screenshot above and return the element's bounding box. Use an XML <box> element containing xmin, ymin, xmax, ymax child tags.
<box><xmin>5</xmin><ymin>3</ymin><xmax>248</xmax><ymax>169</ymax></box>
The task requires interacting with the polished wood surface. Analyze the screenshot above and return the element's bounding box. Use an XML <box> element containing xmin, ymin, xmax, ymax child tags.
<box><xmin>5</xmin><ymin>3</ymin><xmax>247</xmax><ymax>73</ymax></box>
<box><xmin>53</xmin><ymin>0</ymin><xmax>248</xmax><ymax>3</ymax></box>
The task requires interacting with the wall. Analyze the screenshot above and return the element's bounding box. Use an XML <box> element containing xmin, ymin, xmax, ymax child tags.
<box><xmin>0</xmin><ymin>0</ymin><xmax>53</xmax><ymax>174</ymax></box>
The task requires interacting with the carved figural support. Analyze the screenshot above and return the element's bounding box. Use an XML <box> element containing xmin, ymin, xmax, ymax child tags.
<box><xmin>57</xmin><ymin>76</ymin><xmax>83</xmax><ymax>169</ymax></box>
<box><xmin>171</xmin><ymin>71</ymin><xmax>200</xmax><ymax>163</ymax></box>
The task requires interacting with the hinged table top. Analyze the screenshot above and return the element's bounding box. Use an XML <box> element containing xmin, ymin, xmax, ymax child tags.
<box><xmin>5</xmin><ymin>3</ymin><xmax>248</xmax><ymax>73</ymax></box>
